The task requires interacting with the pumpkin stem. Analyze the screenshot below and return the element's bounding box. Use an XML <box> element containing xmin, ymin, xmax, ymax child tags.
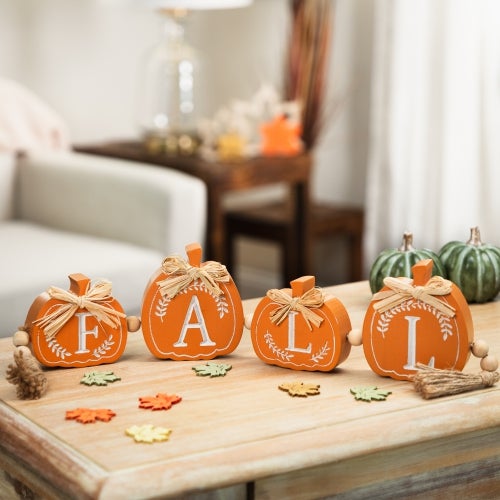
<box><xmin>291</xmin><ymin>276</ymin><xmax>315</xmax><ymax>297</ymax></box>
<box><xmin>69</xmin><ymin>274</ymin><xmax>91</xmax><ymax>296</ymax></box>
<box><xmin>466</xmin><ymin>226</ymin><xmax>483</xmax><ymax>247</ymax></box>
<box><xmin>399</xmin><ymin>232</ymin><xmax>414</xmax><ymax>252</ymax></box>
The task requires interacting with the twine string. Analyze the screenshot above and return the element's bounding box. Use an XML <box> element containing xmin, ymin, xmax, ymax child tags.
<box><xmin>412</xmin><ymin>363</ymin><xmax>499</xmax><ymax>399</ymax></box>
<box><xmin>33</xmin><ymin>280</ymin><xmax>125</xmax><ymax>341</ymax></box>
<box><xmin>266</xmin><ymin>287</ymin><xmax>324</xmax><ymax>330</ymax></box>
<box><xmin>158</xmin><ymin>256</ymin><xmax>230</xmax><ymax>299</ymax></box>
<box><xmin>373</xmin><ymin>276</ymin><xmax>456</xmax><ymax>317</ymax></box>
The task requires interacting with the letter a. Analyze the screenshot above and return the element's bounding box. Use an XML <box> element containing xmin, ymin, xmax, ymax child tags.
<box><xmin>174</xmin><ymin>295</ymin><xmax>216</xmax><ymax>347</ymax></box>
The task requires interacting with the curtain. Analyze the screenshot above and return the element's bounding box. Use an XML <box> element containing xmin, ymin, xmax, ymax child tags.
<box><xmin>365</xmin><ymin>0</ymin><xmax>500</xmax><ymax>267</ymax></box>
<box><xmin>285</xmin><ymin>0</ymin><xmax>333</xmax><ymax>150</ymax></box>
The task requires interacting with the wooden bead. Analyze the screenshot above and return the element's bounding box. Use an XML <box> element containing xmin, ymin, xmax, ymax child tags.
<box><xmin>244</xmin><ymin>313</ymin><xmax>253</xmax><ymax>331</ymax></box>
<box><xmin>471</xmin><ymin>339</ymin><xmax>489</xmax><ymax>358</ymax></box>
<box><xmin>480</xmin><ymin>355</ymin><xmax>499</xmax><ymax>372</ymax></box>
<box><xmin>126</xmin><ymin>316</ymin><xmax>141</xmax><ymax>333</ymax></box>
<box><xmin>347</xmin><ymin>328</ymin><xmax>363</xmax><ymax>346</ymax></box>
<box><xmin>13</xmin><ymin>330</ymin><xmax>29</xmax><ymax>347</ymax></box>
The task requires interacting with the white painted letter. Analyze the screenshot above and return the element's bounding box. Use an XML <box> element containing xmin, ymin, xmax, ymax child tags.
<box><xmin>174</xmin><ymin>295</ymin><xmax>216</xmax><ymax>347</ymax></box>
<box><xmin>285</xmin><ymin>311</ymin><xmax>312</xmax><ymax>353</ymax></box>
<box><xmin>403</xmin><ymin>315</ymin><xmax>434</xmax><ymax>370</ymax></box>
<box><xmin>75</xmin><ymin>312</ymin><xmax>98</xmax><ymax>354</ymax></box>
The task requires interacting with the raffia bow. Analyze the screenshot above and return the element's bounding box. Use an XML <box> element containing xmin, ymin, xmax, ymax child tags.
<box><xmin>33</xmin><ymin>281</ymin><xmax>126</xmax><ymax>341</ymax></box>
<box><xmin>373</xmin><ymin>276</ymin><xmax>456</xmax><ymax>317</ymax></box>
<box><xmin>157</xmin><ymin>256</ymin><xmax>230</xmax><ymax>299</ymax></box>
<box><xmin>266</xmin><ymin>287</ymin><xmax>325</xmax><ymax>330</ymax></box>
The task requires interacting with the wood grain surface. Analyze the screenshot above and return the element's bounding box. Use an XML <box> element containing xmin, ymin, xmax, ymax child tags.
<box><xmin>0</xmin><ymin>281</ymin><xmax>498</xmax><ymax>499</ymax></box>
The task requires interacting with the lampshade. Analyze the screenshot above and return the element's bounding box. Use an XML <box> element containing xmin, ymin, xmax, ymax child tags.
<box><xmin>148</xmin><ymin>0</ymin><xmax>252</xmax><ymax>9</ymax></box>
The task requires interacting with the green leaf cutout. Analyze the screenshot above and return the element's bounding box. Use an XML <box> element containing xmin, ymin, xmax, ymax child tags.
<box><xmin>80</xmin><ymin>371</ymin><xmax>121</xmax><ymax>386</ymax></box>
<box><xmin>192</xmin><ymin>362</ymin><xmax>232</xmax><ymax>378</ymax></box>
<box><xmin>350</xmin><ymin>386</ymin><xmax>392</xmax><ymax>402</ymax></box>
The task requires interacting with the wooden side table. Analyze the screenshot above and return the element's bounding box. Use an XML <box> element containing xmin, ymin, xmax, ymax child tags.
<box><xmin>75</xmin><ymin>141</ymin><xmax>313</xmax><ymax>278</ymax></box>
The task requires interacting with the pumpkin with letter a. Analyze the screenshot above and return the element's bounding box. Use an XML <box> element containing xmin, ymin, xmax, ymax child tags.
<box><xmin>363</xmin><ymin>259</ymin><xmax>473</xmax><ymax>381</ymax></box>
<box><xmin>141</xmin><ymin>242</ymin><xmax>244</xmax><ymax>361</ymax></box>
<box><xmin>439</xmin><ymin>226</ymin><xmax>500</xmax><ymax>303</ymax></box>
<box><xmin>369</xmin><ymin>232</ymin><xmax>446</xmax><ymax>293</ymax></box>
<box><xmin>250</xmin><ymin>276</ymin><xmax>351</xmax><ymax>372</ymax></box>
<box><xmin>26</xmin><ymin>274</ymin><xmax>127</xmax><ymax>368</ymax></box>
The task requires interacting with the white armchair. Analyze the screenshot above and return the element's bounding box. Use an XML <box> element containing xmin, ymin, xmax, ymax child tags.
<box><xmin>0</xmin><ymin>150</ymin><xmax>206</xmax><ymax>338</ymax></box>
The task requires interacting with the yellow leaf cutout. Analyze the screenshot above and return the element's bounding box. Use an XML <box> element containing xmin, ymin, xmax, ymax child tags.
<box><xmin>279</xmin><ymin>382</ymin><xmax>320</xmax><ymax>397</ymax></box>
<box><xmin>126</xmin><ymin>424</ymin><xmax>172</xmax><ymax>443</ymax></box>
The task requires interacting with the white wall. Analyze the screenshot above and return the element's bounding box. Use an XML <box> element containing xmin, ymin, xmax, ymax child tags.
<box><xmin>0</xmin><ymin>0</ymin><xmax>371</xmax><ymax>204</ymax></box>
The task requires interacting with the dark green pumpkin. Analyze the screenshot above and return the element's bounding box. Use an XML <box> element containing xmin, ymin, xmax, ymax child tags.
<box><xmin>439</xmin><ymin>227</ymin><xmax>500</xmax><ymax>303</ymax></box>
<box><xmin>369</xmin><ymin>232</ymin><xmax>446</xmax><ymax>294</ymax></box>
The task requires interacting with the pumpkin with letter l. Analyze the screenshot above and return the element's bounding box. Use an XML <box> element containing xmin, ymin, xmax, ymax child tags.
<box><xmin>250</xmin><ymin>276</ymin><xmax>351</xmax><ymax>371</ymax></box>
<box><xmin>362</xmin><ymin>259</ymin><xmax>473</xmax><ymax>381</ymax></box>
<box><xmin>25</xmin><ymin>274</ymin><xmax>128</xmax><ymax>368</ymax></box>
<box><xmin>141</xmin><ymin>242</ymin><xmax>244</xmax><ymax>360</ymax></box>
<box><xmin>439</xmin><ymin>226</ymin><xmax>500</xmax><ymax>303</ymax></box>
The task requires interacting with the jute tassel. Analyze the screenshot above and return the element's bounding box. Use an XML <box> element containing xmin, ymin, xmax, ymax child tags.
<box><xmin>6</xmin><ymin>346</ymin><xmax>48</xmax><ymax>400</ymax></box>
<box><xmin>412</xmin><ymin>363</ymin><xmax>499</xmax><ymax>399</ymax></box>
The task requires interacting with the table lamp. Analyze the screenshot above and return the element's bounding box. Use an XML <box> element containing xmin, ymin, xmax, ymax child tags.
<box><xmin>139</xmin><ymin>0</ymin><xmax>253</xmax><ymax>156</ymax></box>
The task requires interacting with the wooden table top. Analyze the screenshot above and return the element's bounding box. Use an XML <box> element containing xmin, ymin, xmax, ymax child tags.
<box><xmin>75</xmin><ymin>141</ymin><xmax>312</xmax><ymax>191</ymax></box>
<box><xmin>0</xmin><ymin>281</ymin><xmax>499</xmax><ymax>499</ymax></box>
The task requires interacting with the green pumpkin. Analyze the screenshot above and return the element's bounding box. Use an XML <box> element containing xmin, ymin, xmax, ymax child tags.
<box><xmin>369</xmin><ymin>232</ymin><xmax>446</xmax><ymax>294</ymax></box>
<box><xmin>439</xmin><ymin>226</ymin><xmax>500</xmax><ymax>303</ymax></box>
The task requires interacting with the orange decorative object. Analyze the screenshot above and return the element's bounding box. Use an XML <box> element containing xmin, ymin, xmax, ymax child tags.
<box><xmin>362</xmin><ymin>259</ymin><xmax>474</xmax><ymax>381</ymax></box>
<box><xmin>138</xmin><ymin>393</ymin><xmax>182</xmax><ymax>411</ymax></box>
<box><xmin>260</xmin><ymin>114</ymin><xmax>303</xmax><ymax>156</ymax></box>
<box><xmin>250</xmin><ymin>276</ymin><xmax>351</xmax><ymax>371</ymax></box>
<box><xmin>26</xmin><ymin>274</ymin><xmax>127</xmax><ymax>368</ymax></box>
<box><xmin>65</xmin><ymin>408</ymin><xmax>116</xmax><ymax>424</ymax></box>
<box><xmin>141</xmin><ymin>242</ymin><xmax>244</xmax><ymax>361</ymax></box>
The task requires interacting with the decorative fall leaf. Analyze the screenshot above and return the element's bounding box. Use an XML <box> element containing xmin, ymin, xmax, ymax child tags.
<box><xmin>279</xmin><ymin>382</ymin><xmax>320</xmax><ymax>397</ymax></box>
<box><xmin>65</xmin><ymin>408</ymin><xmax>116</xmax><ymax>424</ymax></box>
<box><xmin>139</xmin><ymin>393</ymin><xmax>182</xmax><ymax>411</ymax></box>
<box><xmin>350</xmin><ymin>386</ymin><xmax>392</xmax><ymax>402</ymax></box>
<box><xmin>192</xmin><ymin>362</ymin><xmax>232</xmax><ymax>378</ymax></box>
<box><xmin>80</xmin><ymin>371</ymin><xmax>121</xmax><ymax>386</ymax></box>
<box><xmin>126</xmin><ymin>424</ymin><xmax>172</xmax><ymax>444</ymax></box>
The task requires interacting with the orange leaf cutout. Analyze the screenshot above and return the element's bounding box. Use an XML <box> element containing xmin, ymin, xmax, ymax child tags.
<box><xmin>139</xmin><ymin>393</ymin><xmax>182</xmax><ymax>411</ymax></box>
<box><xmin>66</xmin><ymin>407</ymin><xmax>116</xmax><ymax>424</ymax></box>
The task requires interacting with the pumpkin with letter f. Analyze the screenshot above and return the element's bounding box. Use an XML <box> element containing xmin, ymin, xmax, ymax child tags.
<box><xmin>251</xmin><ymin>276</ymin><xmax>351</xmax><ymax>371</ymax></box>
<box><xmin>141</xmin><ymin>243</ymin><xmax>244</xmax><ymax>360</ymax></box>
<box><xmin>25</xmin><ymin>274</ymin><xmax>128</xmax><ymax>368</ymax></box>
<box><xmin>362</xmin><ymin>259</ymin><xmax>473</xmax><ymax>381</ymax></box>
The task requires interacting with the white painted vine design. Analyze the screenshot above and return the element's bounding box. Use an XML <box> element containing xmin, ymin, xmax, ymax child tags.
<box><xmin>93</xmin><ymin>334</ymin><xmax>115</xmax><ymax>359</ymax></box>
<box><xmin>154</xmin><ymin>279</ymin><xmax>229</xmax><ymax>322</ymax></box>
<box><xmin>376</xmin><ymin>299</ymin><xmax>453</xmax><ymax>341</ymax></box>
<box><xmin>264</xmin><ymin>331</ymin><xmax>294</xmax><ymax>361</ymax></box>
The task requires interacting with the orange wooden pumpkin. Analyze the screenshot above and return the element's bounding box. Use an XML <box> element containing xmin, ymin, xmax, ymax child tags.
<box><xmin>26</xmin><ymin>274</ymin><xmax>127</xmax><ymax>368</ymax></box>
<box><xmin>362</xmin><ymin>259</ymin><xmax>473</xmax><ymax>381</ymax></box>
<box><xmin>141</xmin><ymin>243</ymin><xmax>244</xmax><ymax>360</ymax></box>
<box><xmin>250</xmin><ymin>276</ymin><xmax>351</xmax><ymax>371</ymax></box>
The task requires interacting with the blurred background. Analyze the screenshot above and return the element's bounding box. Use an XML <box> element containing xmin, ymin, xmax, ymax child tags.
<box><xmin>1</xmin><ymin>0</ymin><xmax>498</xmax><ymax>296</ymax></box>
